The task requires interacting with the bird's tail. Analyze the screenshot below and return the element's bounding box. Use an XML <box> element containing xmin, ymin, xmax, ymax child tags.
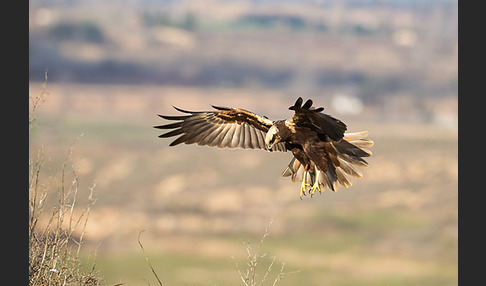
<box><xmin>281</xmin><ymin>131</ymin><xmax>373</xmax><ymax>194</ymax></box>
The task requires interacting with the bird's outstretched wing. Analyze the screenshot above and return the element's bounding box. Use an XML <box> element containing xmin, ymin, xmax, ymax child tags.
<box><xmin>288</xmin><ymin>97</ymin><xmax>347</xmax><ymax>141</ymax></box>
<box><xmin>155</xmin><ymin>105</ymin><xmax>286</xmax><ymax>151</ymax></box>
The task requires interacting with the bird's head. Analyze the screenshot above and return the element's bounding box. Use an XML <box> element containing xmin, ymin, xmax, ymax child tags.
<box><xmin>265</xmin><ymin>125</ymin><xmax>281</xmax><ymax>151</ymax></box>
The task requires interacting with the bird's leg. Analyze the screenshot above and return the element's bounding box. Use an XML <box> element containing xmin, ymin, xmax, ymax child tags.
<box><xmin>300</xmin><ymin>175</ymin><xmax>306</xmax><ymax>198</ymax></box>
<box><xmin>300</xmin><ymin>170</ymin><xmax>310</xmax><ymax>198</ymax></box>
<box><xmin>309</xmin><ymin>171</ymin><xmax>323</xmax><ymax>196</ymax></box>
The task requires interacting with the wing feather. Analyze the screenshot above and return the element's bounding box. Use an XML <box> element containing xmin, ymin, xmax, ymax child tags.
<box><xmin>288</xmin><ymin>97</ymin><xmax>347</xmax><ymax>141</ymax></box>
<box><xmin>212</xmin><ymin>124</ymin><xmax>231</xmax><ymax>148</ymax></box>
<box><xmin>256</xmin><ymin>129</ymin><xmax>265</xmax><ymax>149</ymax></box>
<box><xmin>248</xmin><ymin>125</ymin><xmax>261</xmax><ymax>149</ymax></box>
<box><xmin>273</xmin><ymin>142</ymin><xmax>287</xmax><ymax>151</ymax></box>
<box><xmin>169</xmin><ymin>133</ymin><xmax>191</xmax><ymax>146</ymax></box>
<box><xmin>184</xmin><ymin>123</ymin><xmax>215</xmax><ymax>144</ymax></box>
<box><xmin>154</xmin><ymin>121</ymin><xmax>182</xmax><ymax>129</ymax></box>
<box><xmin>206</xmin><ymin>125</ymin><xmax>227</xmax><ymax>147</ymax></box>
<box><xmin>155</xmin><ymin>106</ymin><xmax>283</xmax><ymax>151</ymax></box>
<box><xmin>238</xmin><ymin>124</ymin><xmax>246</xmax><ymax>148</ymax></box>
<box><xmin>230</xmin><ymin>125</ymin><xmax>241</xmax><ymax>148</ymax></box>
<box><xmin>219</xmin><ymin>124</ymin><xmax>236</xmax><ymax>147</ymax></box>
<box><xmin>158</xmin><ymin>128</ymin><xmax>184</xmax><ymax>138</ymax></box>
<box><xmin>240</xmin><ymin>124</ymin><xmax>249</xmax><ymax>148</ymax></box>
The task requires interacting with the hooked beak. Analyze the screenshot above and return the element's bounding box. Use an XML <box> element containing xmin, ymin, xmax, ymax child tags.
<box><xmin>265</xmin><ymin>138</ymin><xmax>280</xmax><ymax>152</ymax></box>
<box><xmin>266</xmin><ymin>143</ymin><xmax>273</xmax><ymax>151</ymax></box>
<box><xmin>264</xmin><ymin>125</ymin><xmax>280</xmax><ymax>151</ymax></box>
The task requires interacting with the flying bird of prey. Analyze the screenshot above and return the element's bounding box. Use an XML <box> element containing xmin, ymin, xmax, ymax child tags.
<box><xmin>155</xmin><ymin>97</ymin><xmax>373</xmax><ymax>197</ymax></box>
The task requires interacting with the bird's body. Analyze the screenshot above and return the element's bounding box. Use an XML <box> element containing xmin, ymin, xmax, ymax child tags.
<box><xmin>155</xmin><ymin>97</ymin><xmax>373</xmax><ymax>197</ymax></box>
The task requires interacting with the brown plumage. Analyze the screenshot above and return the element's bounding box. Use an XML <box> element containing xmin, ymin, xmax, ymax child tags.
<box><xmin>155</xmin><ymin>97</ymin><xmax>373</xmax><ymax>197</ymax></box>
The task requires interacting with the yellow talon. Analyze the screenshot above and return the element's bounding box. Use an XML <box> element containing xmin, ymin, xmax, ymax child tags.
<box><xmin>309</xmin><ymin>181</ymin><xmax>322</xmax><ymax>196</ymax></box>
<box><xmin>308</xmin><ymin>171</ymin><xmax>323</xmax><ymax>196</ymax></box>
<box><xmin>300</xmin><ymin>182</ymin><xmax>311</xmax><ymax>197</ymax></box>
<box><xmin>300</xmin><ymin>171</ymin><xmax>311</xmax><ymax>197</ymax></box>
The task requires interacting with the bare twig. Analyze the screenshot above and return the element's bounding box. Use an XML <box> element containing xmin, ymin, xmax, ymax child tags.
<box><xmin>29</xmin><ymin>78</ymin><xmax>101</xmax><ymax>285</ymax></box>
<box><xmin>258</xmin><ymin>256</ymin><xmax>276</xmax><ymax>286</ymax></box>
<box><xmin>138</xmin><ymin>230</ymin><xmax>163</xmax><ymax>286</ymax></box>
<box><xmin>77</xmin><ymin>181</ymin><xmax>96</xmax><ymax>256</ymax></box>
<box><xmin>234</xmin><ymin>217</ymin><xmax>301</xmax><ymax>286</ymax></box>
<box><xmin>29</xmin><ymin>148</ymin><xmax>47</xmax><ymax>239</ymax></box>
<box><xmin>29</xmin><ymin>69</ymin><xmax>48</xmax><ymax>128</ymax></box>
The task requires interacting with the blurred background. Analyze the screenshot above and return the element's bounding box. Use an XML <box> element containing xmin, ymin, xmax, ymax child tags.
<box><xmin>29</xmin><ymin>0</ymin><xmax>457</xmax><ymax>285</ymax></box>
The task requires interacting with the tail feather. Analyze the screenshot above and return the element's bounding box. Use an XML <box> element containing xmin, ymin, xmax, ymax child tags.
<box><xmin>346</xmin><ymin>139</ymin><xmax>374</xmax><ymax>148</ymax></box>
<box><xmin>292</xmin><ymin>168</ymin><xmax>303</xmax><ymax>183</ymax></box>
<box><xmin>333</xmin><ymin>140</ymin><xmax>371</xmax><ymax>158</ymax></box>
<box><xmin>343</xmin><ymin>131</ymin><xmax>369</xmax><ymax>140</ymax></box>
<box><xmin>281</xmin><ymin>157</ymin><xmax>301</xmax><ymax>179</ymax></box>
<box><xmin>342</xmin><ymin>131</ymin><xmax>374</xmax><ymax>155</ymax></box>
<box><xmin>323</xmin><ymin>171</ymin><xmax>337</xmax><ymax>191</ymax></box>
<box><xmin>282</xmin><ymin>130</ymin><xmax>372</xmax><ymax>195</ymax></box>
<box><xmin>337</xmin><ymin>156</ymin><xmax>363</xmax><ymax>178</ymax></box>
<box><xmin>336</xmin><ymin>168</ymin><xmax>352</xmax><ymax>188</ymax></box>
<box><xmin>339</xmin><ymin>153</ymin><xmax>369</xmax><ymax>168</ymax></box>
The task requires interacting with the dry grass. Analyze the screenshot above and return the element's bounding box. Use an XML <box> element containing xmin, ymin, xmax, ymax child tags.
<box><xmin>233</xmin><ymin>219</ymin><xmax>300</xmax><ymax>286</ymax></box>
<box><xmin>133</xmin><ymin>219</ymin><xmax>299</xmax><ymax>286</ymax></box>
<box><xmin>138</xmin><ymin>230</ymin><xmax>164</xmax><ymax>286</ymax></box>
<box><xmin>29</xmin><ymin>77</ymin><xmax>102</xmax><ymax>286</ymax></box>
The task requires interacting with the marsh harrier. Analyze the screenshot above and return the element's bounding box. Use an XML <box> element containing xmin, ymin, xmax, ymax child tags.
<box><xmin>155</xmin><ymin>97</ymin><xmax>373</xmax><ymax>197</ymax></box>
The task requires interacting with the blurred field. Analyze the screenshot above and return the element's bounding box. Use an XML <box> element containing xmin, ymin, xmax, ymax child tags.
<box><xmin>29</xmin><ymin>1</ymin><xmax>457</xmax><ymax>284</ymax></box>
<box><xmin>29</xmin><ymin>81</ymin><xmax>457</xmax><ymax>285</ymax></box>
